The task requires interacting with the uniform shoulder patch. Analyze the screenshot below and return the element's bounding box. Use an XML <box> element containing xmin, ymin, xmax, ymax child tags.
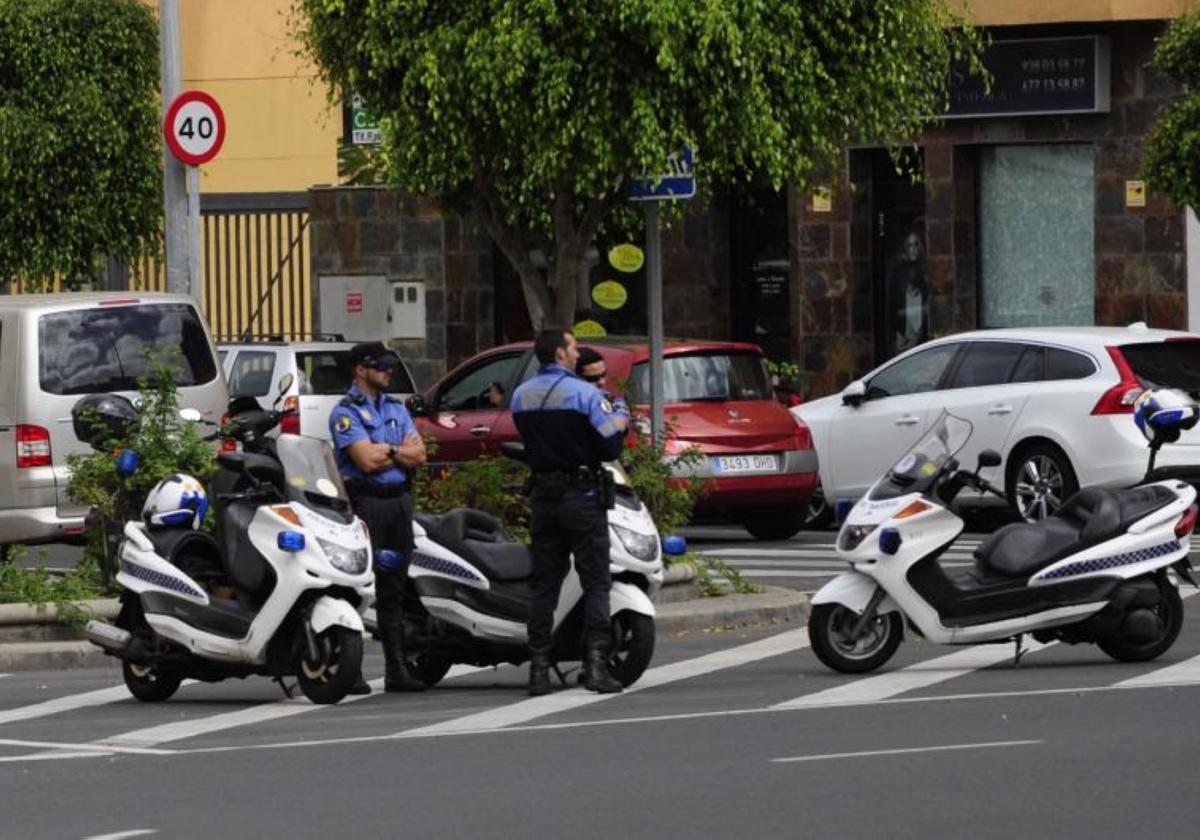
<box><xmin>335</xmin><ymin>414</ymin><xmax>352</xmax><ymax>433</ymax></box>
<box><xmin>600</xmin><ymin>398</ymin><xmax>614</xmax><ymax>414</ymax></box>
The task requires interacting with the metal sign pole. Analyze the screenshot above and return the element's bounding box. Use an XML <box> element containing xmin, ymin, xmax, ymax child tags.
<box><xmin>646</xmin><ymin>202</ymin><xmax>664</xmax><ymax>444</ymax></box>
<box><xmin>159</xmin><ymin>0</ymin><xmax>188</xmax><ymax>296</ymax></box>
<box><xmin>186</xmin><ymin>165</ymin><xmax>203</xmax><ymax>304</ymax></box>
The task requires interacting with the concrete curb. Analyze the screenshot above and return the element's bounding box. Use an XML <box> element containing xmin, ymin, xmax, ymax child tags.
<box><xmin>0</xmin><ymin>586</ymin><xmax>809</xmax><ymax>671</ymax></box>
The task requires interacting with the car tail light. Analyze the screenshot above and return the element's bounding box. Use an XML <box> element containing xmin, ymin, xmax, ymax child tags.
<box><xmin>1091</xmin><ymin>347</ymin><xmax>1144</xmax><ymax>415</ymax></box>
<box><xmin>218</xmin><ymin>412</ymin><xmax>238</xmax><ymax>451</ymax></box>
<box><xmin>280</xmin><ymin>396</ymin><xmax>300</xmax><ymax>435</ymax></box>
<box><xmin>1176</xmin><ymin>505</ymin><xmax>1198</xmax><ymax>538</ymax></box>
<box><xmin>791</xmin><ymin>414</ymin><xmax>813</xmax><ymax>449</ymax></box>
<box><xmin>16</xmin><ymin>425</ymin><xmax>52</xmax><ymax>468</ymax></box>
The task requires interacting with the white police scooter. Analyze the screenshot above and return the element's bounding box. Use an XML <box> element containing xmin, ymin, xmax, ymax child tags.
<box><xmin>367</xmin><ymin>447</ymin><xmax>669</xmax><ymax>688</ymax></box>
<box><xmin>78</xmin><ymin>378</ymin><xmax>376</xmax><ymax>704</ymax></box>
<box><xmin>809</xmin><ymin>389</ymin><xmax>1199</xmax><ymax>674</ymax></box>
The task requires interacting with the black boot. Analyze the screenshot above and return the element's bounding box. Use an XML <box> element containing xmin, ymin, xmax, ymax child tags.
<box><xmin>382</xmin><ymin>619</ymin><xmax>426</xmax><ymax>693</ymax></box>
<box><xmin>582</xmin><ymin>633</ymin><xmax>623</xmax><ymax>694</ymax></box>
<box><xmin>528</xmin><ymin>648</ymin><xmax>553</xmax><ymax>697</ymax></box>
<box><xmin>347</xmin><ymin>675</ymin><xmax>372</xmax><ymax>695</ymax></box>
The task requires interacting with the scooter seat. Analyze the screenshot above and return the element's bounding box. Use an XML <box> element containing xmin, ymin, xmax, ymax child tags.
<box><xmin>421</xmin><ymin>508</ymin><xmax>534</xmax><ymax>582</ymax></box>
<box><xmin>974</xmin><ymin>485</ymin><xmax>1179</xmax><ymax>578</ymax></box>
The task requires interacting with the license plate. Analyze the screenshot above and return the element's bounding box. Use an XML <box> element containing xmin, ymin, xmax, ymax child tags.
<box><xmin>714</xmin><ymin>454</ymin><xmax>779</xmax><ymax>474</ymax></box>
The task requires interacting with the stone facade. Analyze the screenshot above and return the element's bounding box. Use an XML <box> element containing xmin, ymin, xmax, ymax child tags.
<box><xmin>308</xmin><ymin>186</ymin><xmax>494</xmax><ymax>389</ymax></box>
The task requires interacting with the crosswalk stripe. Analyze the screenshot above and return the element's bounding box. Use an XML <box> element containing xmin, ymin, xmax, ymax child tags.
<box><xmin>714</xmin><ymin>556</ymin><xmax>974</xmax><ymax>567</ymax></box>
<box><xmin>1115</xmin><ymin>653</ymin><xmax>1200</xmax><ymax>688</ymax></box>
<box><xmin>0</xmin><ymin>685</ymin><xmax>138</xmax><ymax>727</ymax></box>
<box><xmin>400</xmin><ymin>627</ymin><xmax>811</xmax><ymax>737</ymax></box>
<box><xmin>772</xmin><ymin>641</ymin><xmax>1051</xmax><ymax>709</ymax></box>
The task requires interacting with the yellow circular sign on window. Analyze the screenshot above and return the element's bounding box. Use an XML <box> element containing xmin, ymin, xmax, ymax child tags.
<box><xmin>573</xmin><ymin>319</ymin><xmax>607</xmax><ymax>338</ymax></box>
<box><xmin>608</xmin><ymin>243</ymin><xmax>645</xmax><ymax>274</ymax></box>
<box><xmin>592</xmin><ymin>280</ymin><xmax>628</xmax><ymax>311</ymax></box>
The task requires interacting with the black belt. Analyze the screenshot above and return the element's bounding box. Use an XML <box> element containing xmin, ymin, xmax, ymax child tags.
<box><xmin>345</xmin><ymin>479</ymin><xmax>410</xmax><ymax>499</ymax></box>
<box><xmin>533</xmin><ymin>466</ymin><xmax>604</xmax><ymax>484</ymax></box>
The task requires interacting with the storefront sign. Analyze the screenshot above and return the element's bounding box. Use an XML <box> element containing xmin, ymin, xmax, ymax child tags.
<box><xmin>811</xmin><ymin>186</ymin><xmax>832</xmax><ymax>213</ymax></box>
<box><xmin>348</xmin><ymin>93</ymin><xmax>382</xmax><ymax>145</ymax></box>
<box><xmin>1126</xmin><ymin>180</ymin><xmax>1146</xmax><ymax>208</ymax></box>
<box><xmin>946</xmin><ymin>36</ymin><xmax>1110</xmax><ymax>119</ymax></box>
<box><xmin>345</xmin><ymin>291</ymin><xmax>363</xmax><ymax>313</ymax></box>
<box><xmin>573</xmin><ymin>318</ymin><xmax>607</xmax><ymax>338</ymax></box>
<box><xmin>608</xmin><ymin>243</ymin><xmax>645</xmax><ymax>273</ymax></box>
<box><xmin>592</xmin><ymin>280</ymin><xmax>628</xmax><ymax>311</ymax></box>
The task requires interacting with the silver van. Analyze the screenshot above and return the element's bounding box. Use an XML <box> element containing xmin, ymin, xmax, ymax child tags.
<box><xmin>0</xmin><ymin>293</ymin><xmax>227</xmax><ymax>553</ymax></box>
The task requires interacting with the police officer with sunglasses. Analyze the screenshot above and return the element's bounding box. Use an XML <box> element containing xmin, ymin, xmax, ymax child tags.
<box><xmin>330</xmin><ymin>342</ymin><xmax>427</xmax><ymax>693</ymax></box>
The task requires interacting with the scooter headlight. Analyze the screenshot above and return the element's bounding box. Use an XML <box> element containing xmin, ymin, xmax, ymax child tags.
<box><xmin>838</xmin><ymin>523</ymin><xmax>878</xmax><ymax>552</ymax></box>
<box><xmin>316</xmin><ymin>537</ymin><xmax>369</xmax><ymax>575</ymax></box>
<box><xmin>612</xmin><ymin>523</ymin><xmax>659</xmax><ymax>562</ymax></box>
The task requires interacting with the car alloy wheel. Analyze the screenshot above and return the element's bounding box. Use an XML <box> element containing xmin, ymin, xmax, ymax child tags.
<box><xmin>1014</xmin><ymin>454</ymin><xmax>1066</xmax><ymax>522</ymax></box>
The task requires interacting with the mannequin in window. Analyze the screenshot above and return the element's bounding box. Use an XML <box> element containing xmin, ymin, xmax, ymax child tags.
<box><xmin>888</xmin><ymin>230</ymin><xmax>929</xmax><ymax>355</ymax></box>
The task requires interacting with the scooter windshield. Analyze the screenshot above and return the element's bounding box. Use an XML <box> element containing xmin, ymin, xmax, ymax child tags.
<box><xmin>867</xmin><ymin>412</ymin><xmax>973</xmax><ymax>501</ymax></box>
<box><xmin>275</xmin><ymin>434</ymin><xmax>351</xmax><ymax>514</ymax></box>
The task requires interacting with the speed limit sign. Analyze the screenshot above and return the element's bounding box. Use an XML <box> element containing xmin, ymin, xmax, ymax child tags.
<box><xmin>164</xmin><ymin>91</ymin><xmax>226</xmax><ymax>166</ymax></box>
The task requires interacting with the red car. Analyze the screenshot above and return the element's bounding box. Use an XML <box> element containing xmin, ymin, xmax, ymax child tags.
<box><xmin>409</xmin><ymin>338</ymin><xmax>818</xmax><ymax>540</ymax></box>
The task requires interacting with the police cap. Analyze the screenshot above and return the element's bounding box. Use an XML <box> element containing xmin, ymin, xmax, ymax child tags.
<box><xmin>346</xmin><ymin>341</ymin><xmax>401</xmax><ymax>370</ymax></box>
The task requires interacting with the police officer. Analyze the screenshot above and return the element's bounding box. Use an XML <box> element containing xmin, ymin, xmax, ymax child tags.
<box><xmin>511</xmin><ymin>329</ymin><xmax>629</xmax><ymax>696</ymax></box>
<box><xmin>330</xmin><ymin>342</ymin><xmax>428</xmax><ymax>693</ymax></box>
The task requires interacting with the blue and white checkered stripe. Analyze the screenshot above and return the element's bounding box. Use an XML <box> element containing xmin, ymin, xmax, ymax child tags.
<box><xmin>120</xmin><ymin>559</ymin><xmax>206</xmax><ymax>598</ymax></box>
<box><xmin>1036</xmin><ymin>540</ymin><xmax>1183</xmax><ymax>581</ymax></box>
<box><xmin>411</xmin><ymin>551</ymin><xmax>486</xmax><ymax>584</ymax></box>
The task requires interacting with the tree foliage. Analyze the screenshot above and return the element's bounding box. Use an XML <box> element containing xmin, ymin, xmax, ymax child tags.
<box><xmin>298</xmin><ymin>0</ymin><xmax>982</xmax><ymax>327</ymax></box>
<box><xmin>0</xmin><ymin>0</ymin><xmax>161</xmax><ymax>289</ymax></box>
<box><xmin>1144</xmin><ymin>11</ymin><xmax>1200</xmax><ymax>211</ymax></box>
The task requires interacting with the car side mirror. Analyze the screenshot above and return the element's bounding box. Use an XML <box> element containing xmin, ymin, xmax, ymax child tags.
<box><xmin>977</xmin><ymin>449</ymin><xmax>1002</xmax><ymax>470</ymax></box>
<box><xmin>841</xmin><ymin>380</ymin><xmax>866</xmax><ymax>408</ymax></box>
<box><xmin>406</xmin><ymin>393</ymin><xmax>430</xmax><ymax>417</ymax></box>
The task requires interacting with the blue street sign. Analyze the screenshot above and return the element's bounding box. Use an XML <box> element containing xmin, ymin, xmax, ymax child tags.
<box><xmin>629</xmin><ymin>146</ymin><xmax>696</xmax><ymax>201</ymax></box>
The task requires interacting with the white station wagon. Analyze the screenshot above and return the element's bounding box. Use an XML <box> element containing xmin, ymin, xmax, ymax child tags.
<box><xmin>795</xmin><ymin>324</ymin><xmax>1200</xmax><ymax>523</ymax></box>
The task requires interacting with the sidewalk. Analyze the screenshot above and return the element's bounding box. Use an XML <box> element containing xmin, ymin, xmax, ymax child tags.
<box><xmin>0</xmin><ymin>578</ymin><xmax>810</xmax><ymax>672</ymax></box>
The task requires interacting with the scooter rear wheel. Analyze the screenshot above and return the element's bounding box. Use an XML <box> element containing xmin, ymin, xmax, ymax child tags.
<box><xmin>297</xmin><ymin>627</ymin><xmax>363</xmax><ymax>704</ymax></box>
<box><xmin>122</xmin><ymin>659</ymin><xmax>183</xmax><ymax>702</ymax></box>
<box><xmin>809</xmin><ymin>603</ymin><xmax>902</xmax><ymax>674</ymax></box>
<box><xmin>1098</xmin><ymin>578</ymin><xmax>1183</xmax><ymax>663</ymax></box>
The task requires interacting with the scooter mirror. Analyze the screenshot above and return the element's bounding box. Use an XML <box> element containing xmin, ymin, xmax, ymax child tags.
<box><xmin>662</xmin><ymin>535</ymin><xmax>687</xmax><ymax>556</ymax></box>
<box><xmin>406</xmin><ymin>393</ymin><xmax>430</xmax><ymax>417</ymax></box>
<box><xmin>273</xmin><ymin>373</ymin><xmax>295</xmax><ymax>406</ymax></box>
<box><xmin>977</xmin><ymin>449</ymin><xmax>1002</xmax><ymax>470</ymax></box>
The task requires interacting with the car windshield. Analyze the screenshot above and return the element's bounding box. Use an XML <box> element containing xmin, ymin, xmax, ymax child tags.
<box><xmin>1120</xmin><ymin>341</ymin><xmax>1200</xmax><ymax>397</ymax></box>
<box><xmin>39</xmin><ymin>304</ymin><xmax>217</xmax><ymax>395</ymax></box>
<box><xmin>296</xmin><ymin>350</ymin><xmax>416</xmax><ymax>396</ymax></box>
<box><xmin>629</xmin><ymin>351</ymin><xmax>772</xmax><ymax>403</ymax></box>
<box><xmin>868</xmin><ymin>412</ymin><xmax>973</xmax><ymax>501</ymax></box>
<box><xmin>275</xmin><ymin>434</ymin><xmax>350</xmax><ymax>515</ymax></box>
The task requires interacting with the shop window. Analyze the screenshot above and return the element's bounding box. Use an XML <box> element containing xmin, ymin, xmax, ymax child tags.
<box><xmin>979</xmin><ymin>145</ymin><xmax>1095</xmax><ymax>328</ymax></box>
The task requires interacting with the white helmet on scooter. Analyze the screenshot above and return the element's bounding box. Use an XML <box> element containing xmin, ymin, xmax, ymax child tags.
<box><xmin>143</xmin><ymin>474</ymin><xmax>209</xmax><ymax>529</ymax></box>
<box><xmin>1133</xmin><ymin>388</ymin><xmax>1200</xmax><ymax>444</ymax></box>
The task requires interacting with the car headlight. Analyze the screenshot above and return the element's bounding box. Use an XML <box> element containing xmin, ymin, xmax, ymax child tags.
<box><xmin>612</xmin><ymin>523</ymin><xmax>659</xmax><ymax>562</ymax></box>
<box><xmin>317</xmin><ymin>537</ymin><xmax>370</xmax><ymax>574</ymax></box>
<box><xmin>838</xmin><ymin>523</ymin><xmax>878</xmax><ymax>552</ymax></box>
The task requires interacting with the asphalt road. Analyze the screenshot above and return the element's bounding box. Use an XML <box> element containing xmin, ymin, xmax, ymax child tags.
<box><xmin>5</xmin><ymin>581</ymin><xmax>1200</xmax><ymax>837</ymax></box>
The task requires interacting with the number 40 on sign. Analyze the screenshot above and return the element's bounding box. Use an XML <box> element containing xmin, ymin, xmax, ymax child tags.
<box><xmin>164</xmin><ymin>90</ymin><xmax>226</xmax><ymax>166</ymax></box>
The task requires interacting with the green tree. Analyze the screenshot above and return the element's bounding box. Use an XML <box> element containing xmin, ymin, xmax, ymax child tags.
<box><xmin>0</xmin><ymin>0</ymin><xmax>161</xmax><ymax>289</ymax></box>
<box><xmin>297</xmin><ymin>0</ymin><xmax>983</xmax><ymax>327</ymax></box>
<box><xmin>1144</xmin><ymin>11</ymin><xmax>1200</xmax><ymax>210</ymax></box>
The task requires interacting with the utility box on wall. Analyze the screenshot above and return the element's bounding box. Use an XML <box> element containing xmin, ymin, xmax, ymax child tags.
<box><xmin>318</xmin><ymin>275</ymin><xmax>426</xmax><ymax>340</ymax></box>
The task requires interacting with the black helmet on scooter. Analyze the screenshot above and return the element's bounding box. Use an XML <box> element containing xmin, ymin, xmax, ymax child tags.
<box><xmin>71</xmin><ymin>393</ymin><xmax>138</xmax><ymax>451</ymax></box>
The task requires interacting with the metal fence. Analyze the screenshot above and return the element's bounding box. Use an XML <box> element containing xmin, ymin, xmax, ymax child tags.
<box><xmin>6</xmin><ymin>192</ymin><xmax>312</xmax><ymax>342</ymax></box>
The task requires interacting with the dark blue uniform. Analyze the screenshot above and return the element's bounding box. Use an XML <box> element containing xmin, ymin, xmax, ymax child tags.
<box><xmin>330</xmin><ymin>384</ymin><xmax>419</xmax><ymax>652</ymax></box>
<box><xmin>511</xmin><ymin>363</ymin><xmax>630</xmax><ymax>660</ymax></box>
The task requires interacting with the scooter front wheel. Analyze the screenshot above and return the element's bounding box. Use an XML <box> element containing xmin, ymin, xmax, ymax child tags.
<box><xmin>297</xmin><ymin>627</ymin><xmax>363</xmax><ymax>704</ymax></box>
<box><xmin>809</xmin><ymin>603</ymin><xmax>902</xmax><ymax>674</ymax></box>
<box><xmin>609</xmin><ymin>611</ymin><xmax>655</xmax><ymax>687</ymax></box>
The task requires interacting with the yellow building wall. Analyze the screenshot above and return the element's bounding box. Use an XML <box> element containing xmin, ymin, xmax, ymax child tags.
<box><xmin>154</xmin><ymin>0</ymin><xmax>340</xmax><ymax>194</ymax></box>
<box><xmin>962</xmin><ymin>0</ymin><xmax>1198</xmax><ymax>25</ymax></box>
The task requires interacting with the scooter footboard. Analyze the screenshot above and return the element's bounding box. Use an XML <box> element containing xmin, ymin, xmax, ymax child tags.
<box><xmin>310</xmin><ymin>596</ymin><xmax>364</xmax><ymax>634</ymax></box>
<box><xmin>811</xmin><ymin>572</ymin><xmax>899</xmax><ymax>616</ymax></box>
<box><xmin>610</xmin><ymin>581</ymin><xmax>656</xmax><ymax>618</ymax></box>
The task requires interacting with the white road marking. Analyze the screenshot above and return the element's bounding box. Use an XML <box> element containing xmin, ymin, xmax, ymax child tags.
<box><xmin>715</xmin><ymin>557</ymin><xmax>972</xmax><ymax>568</ymax></box>
<box><xmin>1115</xmin><ymin>653</ymin><xmax>1200</xmax><ymax>688</ymax></box>
<box><xmin>772</xmin><ymin>642</ymin><xmax>1051</xmax><ymax>709</ymax></box>
<box><xmin>706</xmin><ymin>546</ymin><xmax>980</xmax><ymax>559</ymax></box>
<box><xmin>400</xmin><ymin>627</ymin><xmax>811</xmax><ymax>736</ymax></box>
<box><xmin>0</xmin><ymin>738</ymin><xmax>172</xmax><ymax>756</ymax></box>
<box><xmin>0</xmin><ymin>685</ymin><xmax>138</xmax><ymax>727</ymax></box>
<box><xmin>770</xmin><ymin>739</ymin><xmax>1043</xmax><ymax>763</ymax></box>
<box><xmin>81</xmin><ymin>830</ymin><xmax>158</xmax><ymax>840</ymax></box>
